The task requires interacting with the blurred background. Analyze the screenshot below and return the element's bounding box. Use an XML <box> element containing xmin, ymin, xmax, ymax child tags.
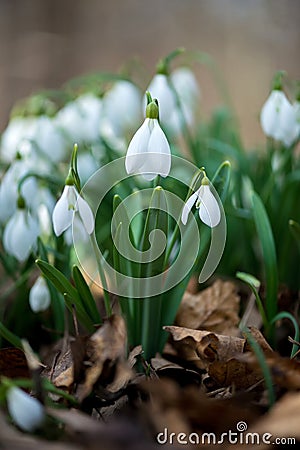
<box><xmin>0</xmin><ymin>0</ymin><xmax>299</xmax><ymax>147</ymax></box>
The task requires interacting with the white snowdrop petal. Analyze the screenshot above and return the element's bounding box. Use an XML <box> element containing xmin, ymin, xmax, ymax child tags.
<box><xmin>198</xmin><ymin>185</ymin><xmax>221</xmax><ymax>228</ymax></box>
<box><xmin>52</xmin><ymin>187</ymin><xmax>73</xmax><ymax>236</ymax></box>
<box><xmin>139</xmin><ymin>121</ymin><xmax>171</xmax><ymax>179</ymax></box>
<box><xmin>181</xmin><ymin>191</ymin><xmax>199</xmax><ymax>225</ymax></box>
<box><xmin>77</xmin><ymin>195</ymin><xmax>94</xmax><ymax>234</ymax></box>
<box><xmin>146</xmin><ymin>74</ymin><xmax>176</xmax><ymax>126</ymax></box>
<box><xmin>260</xmin><ymin>90</ymin><xmax>284</xmax><ymax>138</ymax></box>
<box><xmin>7</xmin><ymin>386</ymin><xmax>45</xmax><ymax>432</ymax></box>
<box><xmin>3</xmin><ymin>210</ymin><xmax>39</xmax><ymax>262</ymax></box>
<box><xmin>125</xmin><ymin>119</ymin><xmax>151</xmax><ymax>174</ymax></box>
<box><xmin>29</xmin><ymin>277</ymin><xmax>51</xmax><ymax>312</ymax></box>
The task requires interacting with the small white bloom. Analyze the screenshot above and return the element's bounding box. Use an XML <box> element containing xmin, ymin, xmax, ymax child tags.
<box><xmin>0</xmin><ymin>117</ymin><xmax>36</xmax><ymax>163</ymax></box>
<box><xmin>103</xmin><ymin>80</ymin><xmax>142</xmax><ymax>136</ymax></box>
<box><xmin>31</xmin><ymin>116</ymin><xmax>67</xmax><ymax>163</ymax></box>
<box><xmin>3</xmin><ymin>208</ymin><xmax>39</xmax><ymax>262</ymax></box>
<box><xmin>125</xmin><ymin>117</ymin><xmax>171</xmax><ymax>181</ymax></box>
<box><xmin>260</xmin><ymin>90</ymin><xmax>299</xmax><ymax>147</ymax></box>
<box><xmin>145</xmin><ymin>74</ymin><xmax>176</xmax><ymax>129</ymax></box>
<box><xmin>7</xmin><ymin>386</ymin><xmax>45</xmax><ymax>432</ymax></box>
<box><xmin>56</xmin><ymin>93</ymin><xmax>102</xmax><ymax>143</ymax></box>
<box><xmin>29</xmin><ymin>276</ymin><xmax>51</xmax><ymax>312</ymax></box>
<box><xmin>181</xmin><ymin>182</ymin><xmax>221</xmax><ymax>228</ymax></box>
<box><xmin>0</xmin><ymin>159</ymin><xmax>37</xmax><ymax>224</ymax></box>
<box><xmin>52</xmin><ymin>185</ymin><xmax>94</xmax><ymax>237</ymax></box>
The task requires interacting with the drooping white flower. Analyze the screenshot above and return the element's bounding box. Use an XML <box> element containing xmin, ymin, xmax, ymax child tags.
<box><xmin>0</xmin><ymin>117</ymin><xmax>36</xmax><ymax>163</ymax></box>
<box><xmin>29</xmin><ymin>276</ymin><xmax>51</xmax><ymax>312</ymax></box>
<box><xmin>260</xmin><ymin>90</ymin><xmax>299</xmax><ymax>147</ymax></box>
<box><xmin>145</xmin><ymin>68</ymin><xmax>200</xmax><ymax>136</ymax></box>
<box><xmin>125</xmin><ymin>98</ymin><xmax>171</xmax><ymax>181</ymax></box>
<box><xmin>56</xmin><ymin>93</ymin><xmax>102</xmax><ymax>143</ymax></box>
<box><xmin>52</xmin><ymin>184</ymin><xmax>94</xmax><ymax>237</ymax></box>
<box><xmin>30</xmin><ymin>115</ymin><xmax>67</xmax><ymax>163</ymax></box>
<box><xmin>169</xmin><ymin>66</ymin><xmax>200</xmax><ymax>132</ymax></box>
<box><xmin>102</xmin><ymin>80</ymin><xmax>142</xmax><ymax>136</ymax></box>
<box><xmin>145</xmin><ymin>73</ymin><xmax>176</xmax><ymax>129</ymax></box>
<box><xmin>181</xmin><ymin>178</ymin><xmax>221</xmax><ymax>228</ymax></box>
<box><xmin>7</xmin><ymin>386</ymin><xmax>45</xmax><ymax>432</ymax></box>
<box><xmin>3</xmin><ymin>204</ymin><xmax>39</xmax><ymax>262</ymax></box>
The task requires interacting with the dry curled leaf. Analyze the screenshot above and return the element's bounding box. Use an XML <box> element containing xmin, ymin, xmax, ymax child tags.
<box><xmin>176</xmin><ymin>279</ymin><xmax>240</xmax><ymax>336</ymax></box>
<box><xmin>165</xmin><ymin>326</ymin><xmax>246</xmax><ymax>370</ymax></box>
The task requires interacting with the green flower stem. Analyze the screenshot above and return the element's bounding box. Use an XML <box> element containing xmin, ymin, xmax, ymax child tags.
<box><xmin>90</xmin><ymin>233</ymin><xmax>112</xmax><ymax>317</ymax></box>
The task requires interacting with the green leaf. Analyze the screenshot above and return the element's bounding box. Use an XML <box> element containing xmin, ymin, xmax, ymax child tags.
<box><xmin>211</xmin><ymin>160</ymin><xmax>231</xmax><ymax>201</ymax></box>
<box><xmin>72</xmin><ymin>265</ymin><xmax>101</xmax><ymax>324</ymax></box>
<box><xmin>36</xmin><ymin>259</ymin><xmax>94</xmax><ymax>331</ymax></box>
<box><xmin>0</xmin><ymin>321</ymin><xmax>22</xmax><ymax>349</ymax></box>
<box><xmin>289</xmin><ymin>219</ymin><xmax>300</xmax><ymax>251</ymax></box>
<box><xmin>251</xmin><ymin>191</ymin><xmax>278</xmax><ymax>324</ymax></box>
<box><xmin>37</xmin><ymin>238</ymin><xmax>64</xmax><ymax>332</ymax></box>
<box><xmin>270</xmin><ymin>311</ymin><xmax>299</xmax><ymax>358</ymax></box>
<box><xmin>236</xmin><ymin>271</ymin><xmax>268</xmax><ymax>330</ymax></box>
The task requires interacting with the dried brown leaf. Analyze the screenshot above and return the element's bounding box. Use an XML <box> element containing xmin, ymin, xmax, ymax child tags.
<box><xmin>242</xmin><ymin>352</ymin><xmax>300</xmax><ymax>390</ymax></box>
<box><xmin>165</xmin><ymin>326</ymin><xmax>245</xmax><ymax>370</ymax></box>
<box><xmin>176</xmin><ymin>279</ymin><xmax>240</xmax><ymax>336</ymax></box>
<box><xmin>230</xmin><ymin>392</ymin><xmax>300</xmax><ymax>450</ymax></box>
<box><xmin>75</xmin><ymin>315</ymin><xmax>127</xmax><ymax>402</ymax></box>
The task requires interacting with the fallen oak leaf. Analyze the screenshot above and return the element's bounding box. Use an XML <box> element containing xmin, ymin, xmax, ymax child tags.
<box><xmin>75</xmin><ymin>314</ymin><xmax>127</xmax><ymax>402</ymax></box>
<box><xmin>239</xmin><ymin>351</ymin><xmax>300</xmax><ymax>390</ymax></box>
<box><xmin>164</xmin><ymin>326</ymin><xmax>246</xmax><ymax>370</ymax></box>
<box><xmin>176</xmin><ymin>280</ymin><xmax>240</xmax><ymax>336</ymax></box>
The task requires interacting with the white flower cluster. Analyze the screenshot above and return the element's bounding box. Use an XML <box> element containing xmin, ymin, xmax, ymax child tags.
<box><xmin>0</xmin><ymin>80</ymin><xmax>142</xmax><ymax>261</ymax></box>
<box><xmin>260</xmin><ymin>89</ymin><xmax>300</xmax><ymax>147</ymax></box>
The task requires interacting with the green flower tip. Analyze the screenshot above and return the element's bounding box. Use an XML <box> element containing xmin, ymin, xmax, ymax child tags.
<box><xmin>146</xmin><ymin>99</ymin><xmax>159</xmax><ymax>119</ymax></box>
<box><xmin>65</xmin><ymin>168</ymin><xmax>75</xmax><ymax>186</ymax></box>
<box><xmin>201</xmin><ymin>176</ymin><xmax>209</xmax><ymax>186</ymax></box>
<box><xmin>17</xmin><ymin>195</ymin><xmax>26</xmax><ymax>209</ymax></box>
<box><xmin>272</xmin><ymin>70</ymin><xmax>286</xmax><ymax>91</ymax></box>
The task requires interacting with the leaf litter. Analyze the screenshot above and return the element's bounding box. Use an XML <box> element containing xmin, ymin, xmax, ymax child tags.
<box><xmin>1</xmin><ymin>279</ymin><xmax>300</xmax><ymax>449</ymax></box>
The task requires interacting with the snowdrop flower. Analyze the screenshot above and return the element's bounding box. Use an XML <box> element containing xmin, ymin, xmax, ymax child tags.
<box><xmin>103</xmin><ymin>80</ymin><xmax>142</xmax><ymax>136</ymax></box>
<box><xmin>260</xmin><ymin>90</ymin><xmax>299</xmax><ymax>147</ymax></box>
<box><xmin>125</xmin><ymin>95</ymin><xmax>171</xmax><ymax>181</ymax></box>
<box><xmin>30</xmin><ymin>115</ymin><xmax>67</xmax><ymax>163</ymax></box>
<box><xmin>0</xmin><ymin>116</ymin><xmax>36</xmax><ymax>163</ymax></box>
<box><xmin>181</xmin><ymin>177</ymin><xmax>221</xmax><ymax>227</ymax></box>
<box><xmin>56</xmin><ymin>93</ymin><xmax>102</xmax><ymax>143</ymax></box>
<box><xmin>170</xmin><ymin>66</ymin><xmax>200</xmax><ymax>132</ymax></box>
<box><xmin>52</xmin><ymin>182</ymin><xmax>94</xmax><ymax>237</ymax></box>
<box><xmin>7</xmin><ymin>386</ymin><xmax>45</xmax><ymax>432</ymax></box>
<box><xmin>29</xmin><ymin>276</ymin><xmax>51</xmax><ymax>312</ymax></box>
<box><xmin>145</xmin><ymin>73</ymin><xmax>176</xmax><ymax>129</ymax></box>
<box><xmin>3</xmin><ymin>197</ymin><xmax>39</xmax><ymax>262</ymax></box>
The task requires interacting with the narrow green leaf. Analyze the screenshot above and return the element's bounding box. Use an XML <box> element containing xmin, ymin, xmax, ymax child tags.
<box><xmin>36</xmin><ymin>259</ymin><xmax>94</xmax><ymax>331</ymax></box>
<box><xmin>289</xmin><ymin>219</ymin><xmax>300</xmax><ymax>250</ymax></box>
<box><xmin>211</xmin><ymin>160</ymin><xmax>231</xmax><ymax>201</ymax></box>
<box><xmin>0</xmin><ymin>321</ymin><xmax>22</xmax><ymax>349</ymax></box>
<box><xmin>72</xmin><ymin>265</ymin><xmax>101</xmax><ymax>324</ymax></box>
<box><xmin>241</xmin><ymin>326</ymin><xmax>275</xmax><ymax>408</ymax></box>
<box><xmin>236</xmin><ymin>271</ymin><xmax>268</xmax><ymax>330</ymax></box>
<box><xmin>270</xmin><ymin>311</ymin><xmax>299</xmax><ymax>358</ymax></box>
<box><xmin>251</xmin><ymin>191</ymin><xmax>278</xmax><ymax>324</ymax></box>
